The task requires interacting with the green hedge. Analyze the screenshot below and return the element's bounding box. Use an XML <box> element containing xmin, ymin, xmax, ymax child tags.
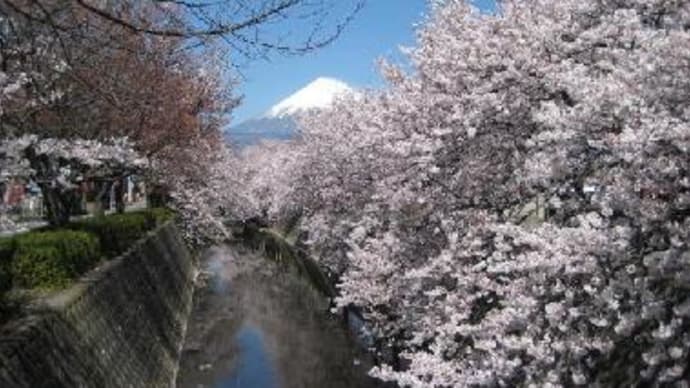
<box><xmin>69</xmin><ymin>208</ymin><xmax>173</xmax><ymax>257</ymax></box>
<box><xmin>143</xmin><ymin>207</ymin><xmax>175</xmax><ymax>228</ymax></box>
<box><xmin>70</xmin><ymin>213</ymin><xmax>149</xmax><ymax>257</ymax></box>
<box><xmin>0</xmin><ymin>208</ymin><xmax>175</xmax><ymax>293</ymax></box>
<box><xmin>11</xmin><ymin>230</ymin><xmax>101</xmax><ymax>289</ymax></box>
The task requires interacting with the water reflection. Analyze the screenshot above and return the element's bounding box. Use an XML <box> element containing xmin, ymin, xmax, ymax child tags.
<box><xmin>176</xmin><ymin>245</ymin><xmax>386</xmax><ymax>388</ymax></box>
<box><xmin>218</xmin><ymin>325</ymin><xmax>279</xmax><ymax>388</ymax></box>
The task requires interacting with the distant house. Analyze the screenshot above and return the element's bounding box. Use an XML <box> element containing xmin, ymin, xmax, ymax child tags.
<box><xmin>0</xmin><ymin>177</ymin><xmax>44</xmax><ymax>220</ymax></box>
<box><xmin>80</xmin><ymin>175</ymin><xmax>146</xmax><ymax>215</ymax></box>
<box><xmin>1</xmin><ymin>177</ymin><xmax>26</xmax><ymax>207</ymax></box>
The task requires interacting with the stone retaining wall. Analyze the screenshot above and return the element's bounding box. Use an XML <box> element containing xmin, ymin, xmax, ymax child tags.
<box><xmin>0</xmin><ymin>222</ymin><xmax>196</xmax><ymax>388</ymax></box>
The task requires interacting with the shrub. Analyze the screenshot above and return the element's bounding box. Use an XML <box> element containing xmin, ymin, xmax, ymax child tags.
<box><xmin>70</xmin><ymin>213</ymin><xmax>149</xmax><ymax>257</ymax></box>
<box><xmin>11</xmin><ymin>230</ymin><xmax>100</xmax><ymax>289</ymax></box>
<box><xmin>12</xmin><ymin>246</ymin><xmax>71</xmax><ymax>289</ymax></box>
<box><xmin>140</xmin><ymin>207</ymin><xmax>175</xmax><ymax>229</ymax></box>
<box><xmin>1</xmin><ymin>208</ymin><xmax>174</xmax><ymax>291</ymax></box>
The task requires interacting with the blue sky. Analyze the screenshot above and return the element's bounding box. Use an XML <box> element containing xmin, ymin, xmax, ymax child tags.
<box><xmin>230</xmin><ymin>0</ymin><xmax>496</xmax><ymax>125</ymax></box>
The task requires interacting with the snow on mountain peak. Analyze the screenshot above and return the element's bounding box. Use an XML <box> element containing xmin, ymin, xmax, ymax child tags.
<box><xmin>266</xmin><ymin>77</ymin><xmax>353</xmax><ymax>118</ymax></box>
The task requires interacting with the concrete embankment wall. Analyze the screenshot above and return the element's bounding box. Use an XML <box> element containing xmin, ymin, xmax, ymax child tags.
<box><xmin>0</xmin><ymin>222</ymin><xmax>196</xmax><ymax>388</ymax></box>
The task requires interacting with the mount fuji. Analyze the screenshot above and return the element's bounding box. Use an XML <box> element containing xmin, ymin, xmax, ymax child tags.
<box><xmin>225</xmin><ymin>77</ymin><xmax>354</xmax><ymax>147</ymax></box>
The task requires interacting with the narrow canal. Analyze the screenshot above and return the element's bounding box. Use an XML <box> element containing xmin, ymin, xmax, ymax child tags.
<box><xmin>175</xmin><ymin>245</ymin><xmax>387</xmax><ymax>388</ymax></box>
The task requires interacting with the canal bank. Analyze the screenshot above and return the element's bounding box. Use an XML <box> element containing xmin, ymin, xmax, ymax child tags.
<box><xmin>0</xmin><ymin>222</ymin><xmax>196</xmax><ymax>388</ymax></box>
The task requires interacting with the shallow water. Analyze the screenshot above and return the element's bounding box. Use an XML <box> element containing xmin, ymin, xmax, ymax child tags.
<box><xmin>175</xmin><ymin>245</ymin><xmax>386</xmax><ymax>388</ymax></box>
<box><xmin>217</xmin><ymin>325</ymin><xmax>279</xmax><ymax>388</ymax></box>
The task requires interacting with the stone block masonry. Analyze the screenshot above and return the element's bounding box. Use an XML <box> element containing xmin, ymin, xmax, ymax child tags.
<box><xmin>0</xmin><ymin>222</ymin><xmax>197</xmax><ymax>388</ymax></box>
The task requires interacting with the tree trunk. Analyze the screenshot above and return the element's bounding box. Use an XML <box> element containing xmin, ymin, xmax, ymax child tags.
<box><xmin>40</xmin><ymin>185</ymin><xmax>72</xmax><ymax>227</ymax></box>
<box><xmin>147</xmin><ymin>184</ymin><xmax>169</xmax><ymax>208</ymax></box>
<box><xmin>25</xmin><ymin>145</ymin><xmax>75</xmax><ymax>227</ymax></box>
<box><xmin>96</xmin><ymin>181</ymin><xmax>112</xmax><ymax>215</ymax></box>
<box><xmin>114</xmin><ymin>177</ymin><xmax>126</xmax><ymax>213</ymax></box>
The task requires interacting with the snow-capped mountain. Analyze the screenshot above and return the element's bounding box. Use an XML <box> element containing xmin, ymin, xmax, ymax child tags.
<box><xmin>226</xmin><ymin>77</ymin><xmax>354</xmax><ymax>147</ymax></box>
<box><xmin>266</xmin><ymin>77</ymin><xmax>353</xmax><ymax>118</ymax></box>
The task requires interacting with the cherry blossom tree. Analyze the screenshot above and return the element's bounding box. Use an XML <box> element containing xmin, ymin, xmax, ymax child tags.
<box><xmin>0</xmin><ymin>0</ymin><xmax>237</xmax><ymax>229</ymax></box>
<box><xmin>241</xmin><ymin>0</ymin><xmax>690</xmax><ymax>386</ymax></box>
<box><xmin>158</xmin><ymin>135</ymin><xmax>260</xmax><ymax>244</ymax></box>
<box><xmin>239</xmin><ymin>139</ymin><xmax>309</xmax><ymax>225</ymax></box>
<box><xmin>0</xmin><ymin>135</ymin><xmax>144</xmax><ymax>226</ymax></box>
